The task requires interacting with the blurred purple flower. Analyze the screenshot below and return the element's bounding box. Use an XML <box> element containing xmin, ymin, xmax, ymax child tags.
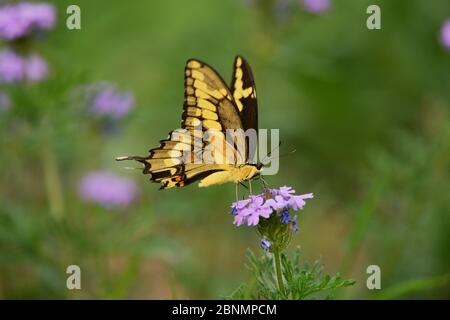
<box><xmin>0</xmin><ymin>92</ymin><xmax>11</xmax><ymax>111</ymax></box>
<box><xmin>440</xmin><ymin>19</ymin><xmax>450</xmax><ymax>50</ymax></box>
<box><xmin>230</xmin><ymin>186</ymin><xmax>313</xmax><ymax>227</ymax></box>
<box><xmin>0</xmin><ymin>49</ymin><xmax>49</xmax><ymax>83</ymax></box>
<box><xmin>0</xmin><ymin>49</ymin><xmax>24</xmax><ymax>83</ymax></box>
<box><xmin>301</xmin><ymin>0</ymin><xmax>330</xmax><ymax>14</ymax></box>
<box><xmin>24</xmin><ymin>54</ymin><xmax>48</xmax><ymax>81</ymax></box>
<box><xmin>85</xmin><ymin>83</ymin><xmax>135</xmax><ymax>119</ymax></box>
<box><xmin>79</xmin><ymin>171</ymin><xmax>139</xmax><ymax>208</ymax></box>
<box><xmin>0</xmin><ymin>2</ymin><xmax>56</xmax><ymax>41</ymax></box>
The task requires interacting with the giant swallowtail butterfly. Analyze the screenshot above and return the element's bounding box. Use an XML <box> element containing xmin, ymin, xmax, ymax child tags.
<box><xmin>116</xmin><ymin>56</ymin><xmax>261</xmax><ymax>189</ymax></box>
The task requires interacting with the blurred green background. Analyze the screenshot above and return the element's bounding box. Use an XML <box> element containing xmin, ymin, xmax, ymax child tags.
<box><xmin>0</xmin><ymin>0</ymin><xmax>449</xmax><ymax>299</ymax></box>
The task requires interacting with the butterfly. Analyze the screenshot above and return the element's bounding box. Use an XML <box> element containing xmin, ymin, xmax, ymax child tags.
<box><xmin>116</xmin><ymin>56</ymin><xmax>262</xmax><ymax>190</ymax></box>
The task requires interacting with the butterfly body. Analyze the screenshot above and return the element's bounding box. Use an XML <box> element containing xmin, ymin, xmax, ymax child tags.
<box><xmin>197</xmin><ymin>164</ymin><xmax>260</xmax><ymax>188</ymax></box>
<box><xmin>117</xmin><ymin>56</ymin><xmax>260</xmax><ymax>190</ymax></box>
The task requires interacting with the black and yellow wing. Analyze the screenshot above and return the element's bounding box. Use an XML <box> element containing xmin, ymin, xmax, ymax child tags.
<box><xmin>231</xmin><ymin>55</ymin><xmax>258</xmax><ymax>162</ymax></box>
<box><xmin>116</xmin><ymin>56</ymin><xmax>259</xmax><ymax>189</ymax></box>
<box><xmin>231</xmin><ymin>56</ymin><xmax>258</xmax><ymax>132</ymax></box>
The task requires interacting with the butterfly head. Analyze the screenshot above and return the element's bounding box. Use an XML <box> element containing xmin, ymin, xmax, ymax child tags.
<box><xmin>255</xmin><ymin>162</ymin><xmax>264</xmax><ymax>171</ymax></box>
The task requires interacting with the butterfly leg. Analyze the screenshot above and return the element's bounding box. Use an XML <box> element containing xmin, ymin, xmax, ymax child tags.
<box><xmin>260</xmin><ymin>175</ymin><xmax>270</xmax><ymax>189</ymax></box>
<box><xmin>235</xmin><ymin>183</ymin><xmax>238</xmax><ymax>202</ymax></box>
<box><xmin>249</xmin><ymin>179</ymin><xmax>253</xmax><ymax>195</ymax></box>
<box><xmin>239</xmin><ymin>181</ymin><xmax>248</xmax><ymax>190</ymax></box>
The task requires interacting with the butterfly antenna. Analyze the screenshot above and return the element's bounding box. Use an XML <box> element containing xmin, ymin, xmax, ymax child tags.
<box><xmin>262</xmin><ymin>148</ymin><xmax>297</xmax><ymax>166</ymax></box>
<box><xmin>260</xmin><ymin>141</ymin><xmax>282</xmax><ymax>164</ymax></box>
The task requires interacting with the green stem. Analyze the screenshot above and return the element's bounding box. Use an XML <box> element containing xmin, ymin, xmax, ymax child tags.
<box><xmin>41</xmin><ymin>142</ymin><xmax>64</xmax><ymax>219</ymax></box>
<box><xmin>274</xmin><ymin>250</ymin><xmax>285</xmax><ymax>292</ymax></box>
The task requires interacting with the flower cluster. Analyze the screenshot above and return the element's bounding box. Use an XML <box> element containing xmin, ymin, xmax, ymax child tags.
<box><xmin>243</xmin><ymin>0</ymin><xmax>330</xmax><ymax>17</ymax></box>
<box><xmin>441</xmin><ymin>19</ymin><xmax>450</xmax><ymax>51</ymax></box>
<box><xmin>231</xmin><ymin>186</ymin><xmax>313</xmax><ymax>227</ymax></box>
<box><xmin>78</xmin><ymin>171</ymin><xmax>139</xmax><ymax>208</ymax></box>
<box><xmin>0</xmin><ymin>2</ymin><xmax>56</xmax><ymax>41</ymax></box>
<box><xmin>301</xmin><ymin>0</ymin><xmax>330</xmax><ymax>14</ymax></box>
<box><xmin>0</xmin><ymin>49</ymin><xmax>48</xmax><ymax>83</ymax></box>
<box><xmin>82</xmin><ymin>82</ymin><xmax>135</xmax><ymax>119</ymax></box>
<box><xmin>230</xmin><ymin>186</ymin><xmax>313</xmax><ymax>251</ymax></box>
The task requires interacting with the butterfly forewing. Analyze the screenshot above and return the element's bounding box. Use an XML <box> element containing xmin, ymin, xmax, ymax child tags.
<box><xmin>117</xmin><ymin>56</ymin><xmax>259</xmax><ymax>189</ymax></box>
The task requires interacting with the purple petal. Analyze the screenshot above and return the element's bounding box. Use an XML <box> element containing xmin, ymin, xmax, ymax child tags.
<box><xmin>289</xmin><ymin>193</ymin><xmax>314</xmax><ymax>210</ymax></box>
<box><xmin>440</xmin><ymin>19</ymin><xmax>450</xmax><ymax>50</ymax></box>
<box><xmin>278</xmin><ymin>185</ymin><xmax>295</xmax><ymax>198</ymax></box>
<box><xmin>247</xmin><ymin>214</ymin><xmax>260</xmax><ymax>226</ymax></box>
<box><xmin>233</xmin><ymin>214</ymin><xmax>246</xmax><ymax>226</ymax></box>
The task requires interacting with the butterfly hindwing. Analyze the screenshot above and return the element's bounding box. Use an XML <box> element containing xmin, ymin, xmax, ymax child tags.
<box><xmin>231</xmin><ymin>56</ymin><xmax>258</xmax><ymax>132</ymax></box>
<box><xmin>231</xmin><ymin>55</ymin><xmax>258</xmax><ymax>162</ymax></box>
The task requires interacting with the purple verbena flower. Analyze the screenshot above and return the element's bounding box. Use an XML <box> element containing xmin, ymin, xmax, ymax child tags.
<box><xmin>440</xmin><ymin>19</ymin><xmax>450</xmax><ymax>51</ymax></box>
<box><xmin>0</xmin><ymin>91</ymin><xmax>11</xmax><ymax>111</ymax></box>
<box><xmin>85</xmin><ymin>82</ymin><xmax>135</xmax><ymax>119</ymax></box>
<box><xmin>0</xmin><ymin>2</ymin><xmax>56</xmax><ymax>41</ymax></box>
<box><xmin>0</xmin><ymin>49</ymin><xmax>24</xmax><ymax>83</ymax></box>
<box><xmin>230</xmin><ymin>186</ymin><xmax>313</xmax><ymax>228</ymax></box>
<box><xmin>260</xmin><ymin>238</ymin><xmax>273</xmax><ymax>252</ymax></box>
<box><xmin>301</xmin><ymin>0</ymin><xmax>330</xmax><ymax>14</ymax></box>
<box><xmin>79</xmin><ymin>171</ymin><xmax>139</xmax><ymax>208</ymax></box>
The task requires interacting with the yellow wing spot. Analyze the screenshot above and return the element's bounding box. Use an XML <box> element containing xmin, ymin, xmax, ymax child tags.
<box><xmin>163</xmin><ymin>159</ymin><xmax>181</xmax><ymax>167</ymax></box>
<box><xmin>195</xmin><ymin>89</ymin><xmax>211</xmax><ymax>100</ymax></box>
<box><xmin>173</xmin><ymin>143</ymin><xmax>191</xmax><ymax>151</ymax></box>
<box><xmin>219</xmin><ymin>88</ymin><xmax>228</xmax><ymax>96</ymax></box>
<box><xmin>202</xmin><ymin>109</ymin><xmax>218</xmax><ymax>120</ymax></box>
<box><xmin>235</xmin><ymin>99</ymin><xmax>244</xmax><ymax>111</ymax></box>
<box><xmin>185</xmin><ymin>69</ymin><xmax>191</xmax><ymax>76</ymax></box>
<box><xmin>184</xmin><ymin>117</ymin><xmax>201</xmax><ymax>127</ymax></box>
<box><xmin>193</xmin><ymin>80</ymin><xmax>223</xmax><ymax>99</ymax></box>
<box><xmin>186</xmin><ymin>96</ymin><xmax>196</xmax><ymax>104</ymax></box>
<box><xmin>236</xmin><ymin>57</ymin><xmax>242</xmax><ymax>67</ymax></box>
<box><xmin>191</xmin><ymin>70</ymin><xmax>204</xmax><ymax>80</ymax></box>
<box><xmin>186</xmin><ymin>86</ymin><xmax>195</xmax><ymax>95</ymax></box>
<box><xmin>171</xmin><ymin>132</ymin><xmax>192</xmax><ymax>144</ymax></box>
<box><xmin>197</xmin><ymin>98</ymin><xmax>217</xmax><ymax>111</ymax></box>
<box><xmin>204</xmin><ymin>120</ymin><xmax>222</xmax><ymax>130</ymax></box>
<box><xmin>234</xmin><ymin>79</ymin><xmax>243</xmax><ymax>90</ymax></box>
<box><xmin>241</xmin><ymin>87</ymin><xmax>253</xmax><ymax>98</ymax></box>
<box><xmin>235</xmin><ymin>67</ymin><xmax>243</xmax><ymax>79</ymax></box>
<box><xmin>187</xmin><ymin>60</ymin><xmax>201</xmax><ymax>68</ymax></box>
<box><xmin>186</xmin><ymin>107</ymin><xmax>202</xmax><ymax>117</ymax></box>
